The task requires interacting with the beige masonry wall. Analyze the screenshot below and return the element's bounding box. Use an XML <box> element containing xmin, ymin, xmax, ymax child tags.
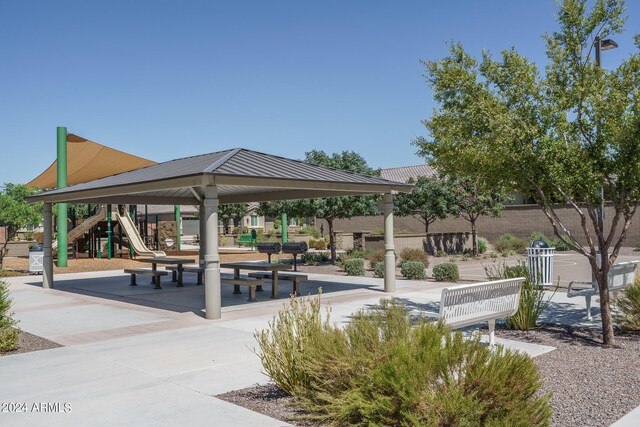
<box><xmin>320</xmin><ymin>203</ymin><xmax>640</xmax><ymax>248</ymax></box>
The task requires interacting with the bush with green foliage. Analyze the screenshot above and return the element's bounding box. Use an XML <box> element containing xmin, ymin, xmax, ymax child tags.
<box><xmin>255</xmin><ymin>296</ymin><xmax>552</xmax><ymax>426</ymax></box>
<box><xmin>436</xmin><ymin>249</ymin><xmax>446</xmax><ymax>257</ymax></box>
<box><xmin>494</xmin><ymin>234</ymin><xmax>527</xmax><ymax>255</ymax></box>
<box><xmin>433</xmin><ymin>262</ymin><xmax>460</xmax><ymax>282</ymax></box>
<box><xmin>400</xmin><ymin>261</ymin><xmax>426</xmax><ymax>280</ymax></box>
<box><xmin>398</xmin><ymin>248</ymin><xmax>429</xmax><ymax>268</ymax></box>
<box><xmin>0</xmin><ymin>279</ymin><xmax>19</xmax><ymax>352</ymax></box>
<box><xmin>313</xmin><ymin>239</ymin><xmax>327</xmax><ymax>250</ymax></box>
<box><xmin>300</xmin><ymin>226</ymin><xmax>321</xmax><ymax>239</ymax></box>
<box><xmin>367</xmin><ymin>249</ymin><xmax>385</xmax><ymax>268</ymax></box>
<box><xmin>477</xmin><ymin>237</ymin><xmax>488</xmax><ymax>254</ymax></box>
<box><xmin>302</xmin><ymin>252</ymin><xmax>329</xmax><ymax>266</ymax></box>
<box><xmin>344</xmin><ymin>258</ymin><xmax>365</xmax><ymax>276</ymax></box>
<box><xmin>373</xmin><ymin>261</ymin><xmax>384</xmax><ymax>278</ymax></box>
<box><xmin>614</xmin><ymin>280</ymin><xmax>640</xmax><ymax>331</ymax></box>
<box><xmin>339</xmin><ymin>248</ymin><xmax>374</xmax><ymax>269</ymax></box>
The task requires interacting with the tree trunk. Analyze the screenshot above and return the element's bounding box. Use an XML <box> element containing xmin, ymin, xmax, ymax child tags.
<box><xmin>595</xmin><ymin>260</ymin><xmax>616</xmax><ymax>346</ymax></box>
<box><xmin>471</xmin><ymin>218</ymin><xmax>478</xmax><ymax>257</ymax></box>
<box><xmin>327</xmin><ymin>218</ymin><xmax>336</xmax><ymax>264</ymax></box>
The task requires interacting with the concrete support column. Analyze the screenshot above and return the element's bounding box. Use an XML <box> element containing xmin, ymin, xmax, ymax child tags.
<box><xmin>43</xmin><ymin>203</ymin><xmax>54</xmax><ymax>289</ymax></box>
<box><xmin>383</xmin><ymin>192</ymin><xmax>395</xmax><ymax>293</ymax></box>
<box><xmin>199</xmin><ymin>202</ymin><xmax>206</xmax><ymax>267</ymax></box>
<box><xmin>203</xmin><ymin>186</ymin><xmax>221</xmax><ymax>319</ymax></box>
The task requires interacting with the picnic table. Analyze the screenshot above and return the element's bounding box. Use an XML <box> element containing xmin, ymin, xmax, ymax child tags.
<box><xmin>220</xmin><ymin>261</ymin><xmax>292</xmax><ymax>298</ymax></box>
<box><xmin>138</xmin><ymin>257</ymin><xmax>196</xmax><ymax>287</ymax></box>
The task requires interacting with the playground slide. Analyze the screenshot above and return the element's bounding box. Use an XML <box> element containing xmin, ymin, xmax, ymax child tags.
<box><xmin>113</xmin><ymin>210</ymin><xmax>166</xmax><ymax>257</ymax></box>
<box><xmin>52</xmin><ymin>206</ymin><xmax>107</xmax><ymax>254</ymax></box>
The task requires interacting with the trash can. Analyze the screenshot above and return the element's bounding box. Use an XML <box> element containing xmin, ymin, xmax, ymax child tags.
<box><xmin>526</xmin><ymin>240</ymin><xmax>555</xmax><ymax>285</ymax></box>
<box><xmin>29</xmin><ymin>243</ymin><xmax>44</xmax><ymax>274</ymax></box>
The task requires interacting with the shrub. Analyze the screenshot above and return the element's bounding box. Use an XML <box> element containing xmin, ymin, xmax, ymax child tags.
<box><xmin>255</xmin><ymin>296</ymin><xmax>552</xmax><ymax>426</ymax></box>
<box><xmin>477</xmin><ymin>237</ymin><xmax>488</xmax><ymax>254</ymax></box>
<box><xmin>344</xmin><ymin>258</ymin><xmax>365</xmax><ymax>276</ymax></box>
<box><xmin>313</xmin><ymin>239</ymin><xmax>327</xmax><ymax>250</ymax></box>
<box><xmin>614</xmin><ymin>280</ymin><xmax>640</xmax><ymax>331</ymax></box>
<box><xmin>399</xmin><ymin>248</ymin><xmax>429</xmax><ymax>268</ymax></box>
<box><xmin>494</xmin><ymin>234</ymin><xmax>527</xmax><ymax>255</ymax></box>
<box><xmin>339</xmin><ymin>248</ymin><xmax>373</xmax><ymax>269</ymax></box>
<box><xmin>436</xmin><ymin>249</ymin><xmax>446</xmax><ymax>257</ymax></box>
<box><xmin>300</xmin><ymin>226</ymin><xmax>321</xmax><ymax>239</ymax></box>
<box><xmin>0</xmin><ymin>279</ymin><xmax>19</xmax><ymax>352</ymax></box>
<box><xmin>401</xmin><ymin>261</ymin><xmax>426</xmax><ymax>280</ymax></box>
<box><xmin>373</xmin><ymin>261</ymin><xmax>384</xmax><ymax>278</ymax></box>
<box><xmin>367</xmin><ymin>249</ymin><xmax>385</xmax><ymax>268</ymax></box>
<box><xmin>302</xmin><ymin>252</ymin><xmax>329</xmax><ymax>265</ymax></box>
<box><xmin>433</xmin><ymin>262</ymin><xmax>460</xmax><ymax>282</ymax></box>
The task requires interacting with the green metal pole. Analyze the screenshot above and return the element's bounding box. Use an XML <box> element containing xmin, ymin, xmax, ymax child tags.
<box><xmin>56</xmin><ymin>127</ymin><xmax>68</xmax><ymax>267</ymax></box>
<box><xmin>281</xmin><ymin>212</ymin><xmax>288</xmax><ymax>244</ymax></box>
<box><xmin>97</xmin><ymin>227</ymin><xmax>102</xmax><ymax>259</ymax></box>
<box><xmin>174</xmin><ymin>205</ymin><xmax>181</xmax><ymax>250</ymax></box>
<box><xmin>107</xmin><ymin>205</ymin><xmax>112</xmax><ymax>260</ymax></box>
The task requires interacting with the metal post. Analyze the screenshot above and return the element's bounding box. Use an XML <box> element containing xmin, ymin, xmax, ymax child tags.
<box><xmin>43</xmin><ymin>203</ymin><xmax>54</xmax><ymax>289</ymax></box>
<box><xmin>199</xmin><ymin>202</ymin><xmax>206</xmax><ymax>267</ymax></box>
<box><xmin>203</xmin><ymin>186</ymin><xmax>221</xmax><ymax>319</ymax></box>
<box><xmin>107</xmin><ymin>204</ymin><xmax>112</xmax><ymax>259</ymax></box>
<box><xmin>174</xmin><ymin>205</ymin><xmax>181</xmax><ymax>250</ymax></box>
<box><xmin>281</xmin><ymin>212</ymin><xmax>288</xmax><ymax>244</ymax></box>
<box><xmin>595</xmin><ymin>38</ymin><xmax>605</xmax><ymax>234</ymax></box>
<box><xmin>155</xmin><ymin>215</ymin><xmax>159</xmax><ymax>250</ymax></box>
<box><xmin>56</xmin><ymin>126</ymin><xmax>68</xmax><ymax>267</ymax></box>
<box><xmin>383</xmin><ymin>193</ymin><xmax>396</xmax><ymax>293</ymax></box>
<box><xmin>97</xmin><ymin>226</ymin><xmax>102</xmax><ymax>259</ymax></box>
<box><xmin>144</xmin><ymin>205</ymin><xmax>149</xmax><ymax>244</ymax></box>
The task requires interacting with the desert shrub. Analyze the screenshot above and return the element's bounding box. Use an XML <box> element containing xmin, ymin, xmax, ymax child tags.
<box><xmin>255</xmin><ymin>297</ymin><xmax>552</xmax><ymax>426</ymax></box>
<box><xmin>436</xmin><ymin>249</ymin><xmax>446</xmax><ymax>257</ymax></box>
<box><xmin>367</xmin><ymin>249</ymin><xmax>385</xmax><ymax>268</ymax></box>
<box><xmin>477</xmin><ymin>237</ymin><xmax>488</xmax><ymax>254</ymax></box>
<box><xmin>0</xmin><ymin>279</ymin><xmax>19</xmax><ymax>352</ymax></box>
<box><xmin>433</xmin><ymin>262</ymin><xmax>460</xmax><ymax>282</ymax></box>
<box><xmin>300</xmin><ymin>226</ymin><xmax>321</xmax><ymax>239</ymax></box>
<box><xmin>339</xmin><ymin>248</ymin><xmax>373</xmax><ymax>269</ymax></box>
<box><xmin>614</xmin><ymin>280</ymin><xmax>640</xmax><ymax>331</ymax></box>
<box><xmin>373</xmin><ymin>261</ymin><xmax>384</xmax><ymax>278</ymax></box>
<box><xmin>399</xmin><ymin>248</ymin><xmax>429</xmax><ymax>268</ymax></box>
<box><xmin>400</xmin><ymin>261</ymin><xmax>426</xmax><ymax>280</ymax></box>
<box><xmin>494</xmin><ymin>234</ymin><xmax>527</xmax><ymax>255</ymax></box>
<box><xmin>484</xmin><ymin>261</ymin><xmax>554</xmax><ymax>331</ymax></box>
<box><xmin>302</xmin><ymin>252</ymin><xmax>329</xmax><ymax>265</ymax></box>
<box><xmin>313</xmin><ymin>239</ymin><xmax>327</xmax><ymax>250</ymax></box>
<box><xmin>344</xmin><ymin>258</ymin><xmax>365</xmax><ymax>276</ymax></box>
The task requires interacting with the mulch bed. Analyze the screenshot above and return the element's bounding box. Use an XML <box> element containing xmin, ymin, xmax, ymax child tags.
<box><xmin>217</xmin><ymin>325</ymin><xmax>640</xmax><ymax>427</ymax></box>
<box><xmin>0</xmin><ymin>331</ymin><xmax>62</xmax><ymax>357</ymax></box>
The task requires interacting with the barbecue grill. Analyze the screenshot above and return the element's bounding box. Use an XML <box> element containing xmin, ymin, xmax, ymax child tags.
<box><xmin>256</xmin><ymin>242</ymin><xmax>281</xmax><ymax>263</ymax></box>
<box><xmin>282</xmin><ymin>242</ymin><xmax>308</xmax><ymax>271</ymax></box>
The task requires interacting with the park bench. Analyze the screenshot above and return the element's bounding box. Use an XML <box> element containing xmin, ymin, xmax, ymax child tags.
<box><xmin>438</xmin><ymin>278</ymin><xmax>525</xmax><ymax>347</ymax></box>
<box><xmin>223</xmin><ymin>276</ymin><xmax>263</xmax><ymax>302</ymax></box>
<box><xmin>248</xmin><ymin>272</ymin><xmax>309</xmax><ymax>295</ymax></box>
<box><xmin>237</xmin><ymin>234</ymin><xmax>255</xmax><ymax>247</ymax></box>
<box><xmin>124</xmin><ymin>268</ymin><xmax>168</xmax><ymax>289</ymax></box>
<box><xmin>567</xmin><ymin>260</ymin><xmax>640</xmax><ymax>321</ymax></box>
<box><xmin>165</xmin><ymin>265</ymin><xmax>205</xmax><ymax>285</ymax></box>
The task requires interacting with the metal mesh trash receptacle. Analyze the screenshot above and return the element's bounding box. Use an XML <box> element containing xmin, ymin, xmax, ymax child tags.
<box><xmin>526</xmin><ymin>240</ymin><xmax>555</xmax><ymax>285</ymax></box>
<box><xmin>29</xmin><ymin>243</ymin><xmax>44</xmax><ymax>274</ymax></box>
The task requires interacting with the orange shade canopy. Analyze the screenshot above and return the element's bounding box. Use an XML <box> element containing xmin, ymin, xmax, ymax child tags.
<box><xmin>27</xmin><ymin>133</ymin><xmax>157</xmax><ymax>189</ymax></box>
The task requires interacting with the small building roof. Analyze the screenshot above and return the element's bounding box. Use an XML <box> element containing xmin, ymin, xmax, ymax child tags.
<box><xmin>380</xmin><ymin>164</ymin><xmax>437</xmax><ymax>183</ymax></box>
<box><xmin>29</xmin><ymin>148</ymin><xmax>412</xmax><ymax>205</ymax></box>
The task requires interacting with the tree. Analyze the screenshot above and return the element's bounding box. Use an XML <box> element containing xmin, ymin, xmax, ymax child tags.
<box><xmin>393</xmin><ymin>175</ymin><xmax>458</xmax><ymax>234</ymax></box>
<box><xmin>415</xmin><ymin>0</ymin><xmax>639</xmax><ymax>345</ymax></box>
<box><xmin>448</xmin><ymin>177</ymin><xmax>508</xmax><ymax>257</ymax></box>
<box><xmin>218</xmin><ymin>203</ymin><xmax>248</xmax><ymax>234</ymax></box>
<box><xmin>0</xmin><ymin>184</ymin><xmax>42</xmax><ymax>270</ymax></box>
<box><xmin>260</xmin><ymin>150</ymin><xmax>380</xmax><ymax>263</ymax></box>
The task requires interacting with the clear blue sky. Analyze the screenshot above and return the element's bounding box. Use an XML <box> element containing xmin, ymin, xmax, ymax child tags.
<box><xmin>1</xmin><ymin>0</ymin><xmax>638</xmax><ymax>184</ymax></box>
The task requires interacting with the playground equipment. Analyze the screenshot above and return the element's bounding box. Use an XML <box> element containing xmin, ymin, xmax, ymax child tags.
<box><xmin>52</xmin><ymin>205</ymin><xmax>107</xmax><ymax>255</ymax></box>
<box><xmin>112</xmin><ymin>208</ymin><xmax>165</xmax><ymax>257</ymax></box>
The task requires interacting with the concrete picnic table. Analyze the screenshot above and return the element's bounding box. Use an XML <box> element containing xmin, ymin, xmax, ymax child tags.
<box><xmin>138</xmin><ymin>257</ymin><xmax>196</xmax><ymax>287</ymax></box>
<box><xmin>220</xmin><ymin>261</ymin><xmax>292</xmax><ymax>298</ymax></box>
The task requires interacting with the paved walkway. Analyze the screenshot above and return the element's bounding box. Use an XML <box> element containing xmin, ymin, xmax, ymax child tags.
<box><xmin>0</xmin><ymin>254</ymin><xmax>638</xmax><ymax>426</ymax></box>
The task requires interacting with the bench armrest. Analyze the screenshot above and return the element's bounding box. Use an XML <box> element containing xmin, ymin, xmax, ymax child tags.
<box><xmin>567</xmin><ymin>280</ymin><xmax>596</xmax><ymax>297</ymax></box>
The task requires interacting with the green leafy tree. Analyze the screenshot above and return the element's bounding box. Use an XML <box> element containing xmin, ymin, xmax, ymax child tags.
<box><xmin>449</xmin><ymin>177</ymin><xmax>509</xmax><ymax>257</ymax></box>
<box><xmin>218</xmin><ymin>203</ymin><xmax>248</xmax><ymax>234</ymax></box>
<box><xmin>0</xmin><ymin>184</ymin><xmax>42</xmax><ymax>270</ymax></box>
<box><xmin>393</xmin><ymin>175</ymin><xmax>458</xmax><ymax>234</ymax></box>
<box><xmin>415</xmin><ymin>0</ymin><xmax>639</xmax><ymax>345</ymax></box>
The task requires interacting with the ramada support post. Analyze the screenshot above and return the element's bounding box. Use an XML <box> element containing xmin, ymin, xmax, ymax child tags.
<box><xmin>203</xmin><ymin>186</ymin><xmax>221</xmax><ymax>319</ymax></box>
<box><xmin>383</xmin><ymin>192</ymin><xmax>396</xmax><ymax>293</ymax></box>
<box><xmin>43</xmin><ymin>203</ymin><xmax>54</xmax><ymax>289</ymax></box>
<box><xmin>199</xmin><ymin>201</ymin><xmax>206</xmax><ymax>268</ymax></box>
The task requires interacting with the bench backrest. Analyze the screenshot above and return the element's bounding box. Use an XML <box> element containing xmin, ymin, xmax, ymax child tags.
<box><xmin>439</xmin><ymin>278</ymin><xmax>525</xmax><ymax>329</ymax></box>
<box><xmin>608</xmin><ymin>261</ymin><xmax>640</xmax><ymax>289</ymax></box>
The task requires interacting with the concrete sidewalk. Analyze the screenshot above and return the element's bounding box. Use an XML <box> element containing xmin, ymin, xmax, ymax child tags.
<box><xmin>0</xmin><ymin>261</ymin><xmax>634</xmax><ymax>426</ymax></box>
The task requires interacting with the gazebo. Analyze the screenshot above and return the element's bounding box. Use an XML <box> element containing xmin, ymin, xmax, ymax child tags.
<box><xmin>28</xmin><ymin>148</ymin><xmax>413</xmax><ymax>319</ymax></box>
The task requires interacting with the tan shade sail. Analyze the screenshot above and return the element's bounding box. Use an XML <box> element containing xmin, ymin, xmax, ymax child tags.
<box><xmin>27</xmin><ymin>133</ymin><xmax>157</xmax><ymax>189</ymax></box>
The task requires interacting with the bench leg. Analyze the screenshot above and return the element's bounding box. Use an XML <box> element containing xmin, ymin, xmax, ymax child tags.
<box><xmin>256</xmin><ymin>285</ymin><xmax>263</xmax><ymax>292</ymax></box>
<box><xmin>585</xmin><ymin>295</ymin><xmax>593</xmax><ymax>321</ymax></box>
<box><xmin>292</xmin><ymin>280</ymin><xmax>300</xmax><ymax>296</ymax></box>
<box><xmin>154</xmin><ymin>276</ymin><xmax>162</xmax><ymax>290</ymax></box>
<box><xmin>247</xmin><ymin>286</ymin><xmax>257</xmax><ymax>302</ymax></box>
<box><xmin>233</xmin><ymin>269</ymin><xmax>241</xmax><ymax>294</ymax></box>
<box><xmin>130</xmin><ymin>274</ymin><xmax>137</xmax><ymax>287</ymax></box>
<box><xmin>487</xmin><ymin>319</ymin><xmax>496</xmax><ymax>348</ymax></box>
<box><xmin>196</xmin><ymin>272</ymin><xmax>203</xmax><ymax>285</ymax></box>
<box><xmin>171</xmin><ymin>271</ymin><xmax>177</xmax><ymax>282</ymax></box>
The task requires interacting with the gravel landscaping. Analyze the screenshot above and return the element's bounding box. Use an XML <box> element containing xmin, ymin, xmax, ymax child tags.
<box><xmin>217</xmin><ymin>325</ymin><xmax>640</xmax><ymax>427</ymax></box>
<box><xmin>0</xmin><ymin>331</ymin><xmax>61</xmax><ymax>357</ymax></box>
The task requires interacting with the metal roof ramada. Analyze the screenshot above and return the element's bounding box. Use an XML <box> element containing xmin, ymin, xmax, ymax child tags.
<box><xmin>29</xmin><ymin>148</ymin><xmax>413</xmax><ymax>205</ymax></box>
